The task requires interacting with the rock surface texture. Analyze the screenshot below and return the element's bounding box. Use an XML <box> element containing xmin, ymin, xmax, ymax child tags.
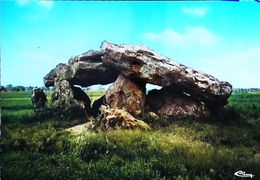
<box><xmin>101</xmin><ymin>41</ymin><xmax>232</xmax><ymax>106</ymax></box>
<box><xmin>44</xmin><ymin>50</ymin><xmax>119</xmax><ymax>88</ymax></box>
<box><xmin>106</xmin><ymin>74</ymin><xmax>146</xmax><ymax>117</ymax></box>
<box><xmin>51</xmin><ymin>80</ymin><xmax>91</xmax><ymax>117</ymax></box>
<box><xmin>44</xmin><ymin>41</ymin><xmax>232</xmax><ymax>122</ymax></box>
<box><xmin>99</xmin><ymin>106</ymin><xmax>151</xmax><ymax>131</ymax></box>
<box><xmin>146</xmin><ymin>86</ymin><xmax>209</xmax><ymax>118</ymax></box>
<box><xmin>31</xmin><ymin>87</ymin><xmax>47</xmax><ymax>109</ymax></box>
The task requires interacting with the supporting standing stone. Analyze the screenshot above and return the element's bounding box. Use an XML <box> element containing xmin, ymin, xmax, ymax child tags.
<box><xmin>106</xmin><ymin>74</ymin><xmax>146</xmax><ymax>117</ymax></box>
<box><xmin>51</xmin><ymin>80</ymin><xmax>91</xmax><ymax>118</ymax></box>
<box><xmin>146</xmin><ymin>86</ymin><xmax>209</xmax><ymax>118</ymax></box>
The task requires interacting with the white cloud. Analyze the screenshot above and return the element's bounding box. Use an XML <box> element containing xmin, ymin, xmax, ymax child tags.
<box><xmin>37</xmin><ymin>0</ymin><xmax>53</xmax><ymax>9</ymax></box>
<box><xmin>17</xmin><ymin>0</ymin><xmax>30</xmax><ymax>6</ymax></box>
<box><xmin>16</xmin><ymin>0</ymin><xmax>54</xmax><ymax>9</ymax></box>
<box><xmin>181</xmin><ymin>6</ymin><xmax>209</xmax><ymax>17</ymax></box>
<box><xmin>199</xmin><ymin>47</ymin><xmax>260</xmax><ymax>88</ymax></box>
<box><xmin>143</xmin><ymin>27</ymin><xmax>259</xmax><ymax>88</ymax></box>
<box><xmin>143</xmin><ymin>26</ymin><xmax>220</xmax><ymax>48</ymax></box>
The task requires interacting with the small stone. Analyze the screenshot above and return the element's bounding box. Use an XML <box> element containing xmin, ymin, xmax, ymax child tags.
<box><xmin>100</xmin><ymin>105</ymin><xmax>151</xmax><ymax>131</ymax></box>
<box><xmin>31</xmin><ymin>87</ymin><xmax>47</xmax><ymax>109</ymax></box>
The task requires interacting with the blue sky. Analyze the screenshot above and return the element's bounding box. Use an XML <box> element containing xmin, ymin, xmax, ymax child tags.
<box><xmin>1</xmin><ymin>1</ymin><xmax>260</xmax><ymax>88</ymax></box>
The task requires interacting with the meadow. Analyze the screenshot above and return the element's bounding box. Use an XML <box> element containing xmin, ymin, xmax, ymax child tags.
<box><xmin>1</xmin><ymin>90</ymin><xmax>260</xmax><ymax>179</ymax></box>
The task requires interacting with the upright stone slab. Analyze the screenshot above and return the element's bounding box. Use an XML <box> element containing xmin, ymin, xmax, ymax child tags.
<box><xmin>51</xmin><ymin>80</ymin><xmax>91</xmax><ymax>118</ymax></box>
<box><xmin>106</xmin><ymin>74</ymin><xmax>146</xmax><ymax>117</ymax></box>
<box><xmin>146</xmin><ymin>86</ymin><xmax>210</xmax><ymax>118</ymax></box>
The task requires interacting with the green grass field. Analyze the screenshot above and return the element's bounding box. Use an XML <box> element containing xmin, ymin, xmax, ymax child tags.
<box><xmin>1</xmin><ymin>91</ymin><xmax>260</xmax><ymax>179</ymax></box>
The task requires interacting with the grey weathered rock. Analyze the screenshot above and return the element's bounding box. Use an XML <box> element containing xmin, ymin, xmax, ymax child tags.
<box><xmin>44</xmin><ymin>50</ymin><xmax>119</xmax><ymax>87</ymax></box>
<box><xmin>51</xmin><ymin>80</ymin><xmax>91</xmax><ymax>117</ymax></box>
<box><xmin>106</xmin><ymin>74</ymin><xmax>146</xmax><ymax>117</ymax></box>
<box><xmin>146</xmin><ymin>86</ymin><xmax>209</xmax><ymax>118</ymax></box>
<box><xmin>69</xmin><ymin>61</ymin><xmax>119</xmax><ymax>87</ymax></box>
<box><xmin>101</xmin><ymin>41</ymin><xmax>232</xmax><ymax>106</ymax></box>
<box><xmin>44</xmin><ymin>63</ymin><xmax>72</xmax><ymax>87</ymax></box>
<box><xmin>44</xmin><ymin>41</ymin><xmax>232</xmax><ymax>120</ymax></box>
<box><xmin>31</xmin><ymin>87</ymin><xmax>47</xmax><ymax>109</ymax></box>
<box><xmin>99</xmin><ymin>105</ymin><xmax>151</xmax><ymax>131</ymax></box>
<box><xmin>68</xmin><ymin>50</ymin><xmax>104</xmax><ymax>64</ymax></box>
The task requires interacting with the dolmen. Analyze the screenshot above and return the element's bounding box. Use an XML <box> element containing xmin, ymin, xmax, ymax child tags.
<box><xmin>44</xmin><ymin>41</ymin><xmax>232</xmax><ymax>130</ymax></box>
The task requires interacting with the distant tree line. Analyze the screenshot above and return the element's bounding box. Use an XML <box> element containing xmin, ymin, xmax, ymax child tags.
<box><xmin>1</xmin><ymin>85</ymin><xmax>259</xmax><ymax>93</ymax></box>
<box><xmin>233</xmin><ymin>88</ymin><xmax>260</xmax><ymax>93</ymax></box>
<box><xmin>0</xmin><ymin>84</ymin><xmax>51</xmax><ymax>92</ymax></box>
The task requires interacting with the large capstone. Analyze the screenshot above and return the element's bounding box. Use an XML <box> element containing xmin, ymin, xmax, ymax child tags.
<box><xmin>44</xmin><ymin>63</ymin><xmax>72</xmax><ymax>87</ymax></box>
<box><xmin>101</xmin><ymin>41</ymin><xmax>232</xmax><ymax>106</ymax></box>
<box><xmin>44</xmin><ymin>50</ymin><xmax>119</xmax><ymax>88</ymax></box>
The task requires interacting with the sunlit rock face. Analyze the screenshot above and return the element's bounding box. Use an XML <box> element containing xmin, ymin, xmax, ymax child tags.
<box><xmin>44</xmin><ymin>41</ymin><xmax>232</xmax><ymax>120</ymax></box>
<box><xmin>106</xmin><ymin>74</ymin><xmax>146</xmax><ymax>117</ymax></box>
<box><xmin>101</xmin><ymin>41</ymin><xmax>232</xmax><ymax>107</ymax></box>
<box><xmin>99</xmin><ymin>105</ymin><xmax>151</xmax><ymax>131</ymax></box>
